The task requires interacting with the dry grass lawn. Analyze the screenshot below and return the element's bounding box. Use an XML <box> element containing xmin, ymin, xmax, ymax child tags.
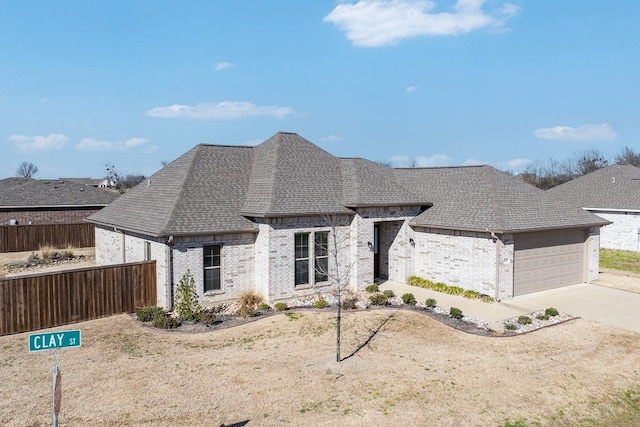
<box><xmin>2</xmin><ymin>310</ymin><xmax>640</xmax><ymax>426</ymax></box>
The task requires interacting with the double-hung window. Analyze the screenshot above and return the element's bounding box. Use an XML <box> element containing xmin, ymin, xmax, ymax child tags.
<box><xmin>204</xmin><ymin>245</ymin><xmax>222</xmax><ymax>292</ymax></box>
<box><xmin>295</xmin><ymin>231</ymin><xmax>329</xmax><ymax>286</ymax></box>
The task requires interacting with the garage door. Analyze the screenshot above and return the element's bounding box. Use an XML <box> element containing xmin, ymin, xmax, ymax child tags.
<box><xmin>513</xmin><ymin>229</ymin><xmax>586</xmax><ymax>296</ymax></box>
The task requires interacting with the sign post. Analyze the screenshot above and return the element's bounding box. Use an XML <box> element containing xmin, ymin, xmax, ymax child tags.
<box><xmin>29</xmin><ymin>330</ymin><xmax>81</xmax><ymax>426</ymax></box>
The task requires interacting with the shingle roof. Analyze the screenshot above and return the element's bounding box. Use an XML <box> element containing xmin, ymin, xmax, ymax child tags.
<box><xmin>547</xmin><ymin>164</ymin><xmax>640</xmax><ymax>211</ymax></box>
<box><xmin>395</xmin><ymin>165</ymin><xmax>608</xmax><ymax>233</ymax></box>
<box><xmin>0</xmin><ymin>178</ymin><xmax>119</xmax><ymax>208</ymax></box>
<box><xmin>87</xmin><ymin>132</ymin><xmax>431</xmax><ymax>237</ymax></box>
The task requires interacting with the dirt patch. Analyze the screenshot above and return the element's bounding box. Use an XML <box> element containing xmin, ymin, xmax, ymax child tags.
<box><xmin>0</xmin><ymin>247</ymin><xmax>96</xmax><ymax>277</ymax></box>
<box><xmin>2</xmin><ymin>311</ymin><xmax>640</xmax><ymax>426</ymax></box>
<box><xmin>595</xmin><ymin>269</ymin><xmax>640</xmax><ymax>293</ymax></box>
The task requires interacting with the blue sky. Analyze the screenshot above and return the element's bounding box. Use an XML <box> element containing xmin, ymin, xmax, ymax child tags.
<box><xmin>1</xmin><ymin>0</ymin><xmax>638</xmax><ymax>179</ymax></box>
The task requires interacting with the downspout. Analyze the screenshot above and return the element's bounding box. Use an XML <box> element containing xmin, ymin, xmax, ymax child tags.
<box><xmin>166</xmin><ymin>236</ymin><xmax>174</xmax><ymax>309</ymax></box>
<box><xmin>491</xmin><ymin>232</ymin><xmax>500</xmax><ymax>302</ymax></box>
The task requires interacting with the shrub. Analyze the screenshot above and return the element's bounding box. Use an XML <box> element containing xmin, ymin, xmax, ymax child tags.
<box><xmin>401</xmin><ymin>293</ymin><xmax>416</xmax><ymax>305</ymax></box>
<box><xmin>257</xmin><ymin>302</ymin><xmax>271</xmax><ymax>311</ymax></box>
<box><xmin>407</xmin><ymin>276</ymin><xmax>422</xmax><ymax>286</ymax></box>
<box><xmin>152</xmin><ymin>314</ymin><xmax>179</xmax><ymax>329</ymax></box>
<box><xmin>463</xmin><ymin>289</ymin><xmax>481</xmax><ymax>299</ymax></box>
<box><xmin>236</xmin><ymin>305</ymin><xmax>256</xmax><ymax>318</ymax></box>
<box><xmin>383</xmin><ymin>289</ymin><xmax>395</xmax><ymax>298</ymax></box>
<box><xmin>432</xmin><ymin>282</ymin><xmax>448</xmax><ymax>292</ymax></box>
<box><xmin>174</xmin><ymin>270</ymin><xmax>202</xmax><ymax>321</ymax></box>
<box><xmin>199</xmin><ymin>311</ymin><xmax>217</xmax><ymax>325</ymax></box>
<box><xmin>425</xmin><ymin>298</ymin><xmax>437</xmax><ymax>308</ymax></box>
<box><xmin>536</xmin><ymin>314</ymin><xmax>549</xmax><ymax>321</ymax></box>
<box><xmin>481</xmin><ymin>295</ymin><xmax>495</xmax><ymax>303</ymax></box>
<box><xmin>238</xmin><ymin>290</ymin><xmax>264</xmax><ymax>308</ymax></box>
<box><xmin>446</xmin><ymin>286</ymin><xmax>464</xmax><ymax>296</ymax></box>
<box><xmin>365</xmin><ymin>284</ymin><xmax>379</xmax><ymax>293</ymax></box>
<box><xmin>545</xmin><ymin>307</ymin><xmax>559</xmax><ymax>317</ymax></box>
<box><xmin>38</xmin><ymin>245</ymin><xmax>55</xmax><ymax>259</ymax></box>
<box><xmin>314</xmin><ymin>299</ymin><xmax>329</xmax><ymax>309</ymax></box>
<box><xmin>505</xmin><ymin>323</ymin><xmax>517</xmax><ymax>331</ymax></box>
<box><xmin>517</xmin><ymin>315</ymin><xmax>532</xmax><ymax>325</ymax></box>
<box><xmin>419</xmin><ymin>278</ymin><xmax>434</xmax><ymax>288</ymax></box>
<box><xmin>341</xmin><ymin>297</ymin><xmax>358</xmax><ymax>310</ymax></box>
<box><xmin>274</xmin><ymin>302</ymin><xmax>288</xmax><ymax>311</ymax></box>
<box><xmin>449</xmin><ymin>307</ymin><xmax>463</xmax><ymax>319</ymax></box>
<box><xmin>369</xmin><ymin>293</ymin><xmax>388</xmax><ymax>306</ymax></box>
<box><xmin>136</xmin><ymin>306</ymin><xmax>165</xmax><ymax>322</ymax></box>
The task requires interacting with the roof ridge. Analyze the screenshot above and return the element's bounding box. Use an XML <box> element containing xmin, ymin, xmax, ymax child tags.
<box><xmin>158</xmin><ymin>145</ymin><xmax>202</xmax><ymax>236</ymax></box>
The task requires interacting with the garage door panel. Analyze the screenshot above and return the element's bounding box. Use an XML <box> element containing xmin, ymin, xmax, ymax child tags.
<box><xmin>514</xmin><ymin>229</ymin><xmax>586</xmax><ymax>296</ymax></box>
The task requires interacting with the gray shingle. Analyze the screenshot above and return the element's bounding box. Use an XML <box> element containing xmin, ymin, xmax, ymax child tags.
<box><xmin>395</xmin><ymin>165</ymin><xmax>608</xmax><ymax>233</ymax></box>
<box><xmin>548</xmin><ymin>164</ymin><xmax>640</xmax><ymax>210</ymax></box>
<box><xmin>0</xmin><ymin>179</ymin><xmax>118</xmax><ymax>207</ymax></box>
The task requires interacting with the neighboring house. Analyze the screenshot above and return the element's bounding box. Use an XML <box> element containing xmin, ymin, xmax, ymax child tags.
<box><xmin>0</xmin><ymin>178</ymin><xmax>119</xmax><ymax>225</ymax></box>
<box><xmin>61</xmin><ymin>177</ymin><xmax>115</xmax><ymax>188</ymax></box>
<box><xmin>86</xmin><ymin>132</ymin><xmax>608</xmax><ymax>309</ymax></box>
<box><xmin>548</xmin><ymin>164</ymin><xmax>640</xmax><ymax>252</ymax></box>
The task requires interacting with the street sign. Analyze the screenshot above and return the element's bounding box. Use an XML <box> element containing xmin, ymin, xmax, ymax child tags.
<box><xmin>28</xmin><ymin>330</ymin><xmax>82</xmax><ymax>352</ymax></box>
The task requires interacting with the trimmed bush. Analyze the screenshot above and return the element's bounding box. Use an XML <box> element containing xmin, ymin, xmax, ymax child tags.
<box><xmin>257</xmin><ymin>302</ymin><xmax>271</xmax><ymax>311</ymax></box>
<box><xmin>274</xmin><ymin>302</ymin><xmax>288</xmax><ymax>312</ymax></box>
<box><xmin>383</xmin><ymin>289</ymin><xmax>395</xmax><ymax>298</ymax></box>
<box><xmin>462</xmin><ymin>289</ymin><xmax>481</xmax><ymax>299</ymax></box>
<box><xmin>365</xmin><ymin>284</ymin><xmax>379</xmax><ymax>293</ymax></box>
<box><xmin>505</xmin><ymin>323</ymin><xmax>517</xmax><ymax>331</ymax></box>
<box><xmin>432</xmin><ymin>282</ymin><xmax>448</xmax><ymax>292</ymax></box>
<box><xmin>136</xmin><ymin>306</ymin><xmax>165</xmax><ymax>322</ymax></box>
<box><xmin>545</xmin><ymin>307</ymin><xmax>559</xmax><ymax>317</ymax></box>
<box><xmin>449</xmin><ymin>307</ymin><xmax>463</xmax><ymax>319</ymax></box>
<box><xmin>152</xmin><ymin>314</ymin><xmax>179</xmax><ymax>329</ymax></box>
<box><xmin>236</xmin><ymin>305</ymin><xmax>256</xmax><ymax>318</ymax></box>
<box><xmin>341</xmin><ymin>297</ymin><xmax>358</xmax><ymax>310</ymax></box>
<box><xmin>314</xmin><ymin>299</ymin><xmax>329</xmax><ymax>309</ymax></box>
<box><xmin>425</xmin><ymin>298</ymin><xmax>437</xmax><ymax>308</ymax></box>
<box><xmin>536</xmin><ymin>314</ymin><xmax>549</xmax><ymax>321</ymax></box>
<box><xmin>199</xmin><ymin>312</ymin><xmax>217</xmax><ymax>325</ymax></box>
<box><xmin>401</xmin><ymin>293</ymin><xmax>417</xmax><ymax>305</ymax></box>
<box><xmin>517</xmin><ymin>315</ymin><xmax>532</xmax><ymax>325</ymax></box>
<box><xmin>369</xmin><ymin>293</ymin><xmax>388</xmax><ymax>306</ymax></box>
<box><xmin>446</xmin><ymin>286</ymin><xmax>464</xmax><ymax>296</ymax></box>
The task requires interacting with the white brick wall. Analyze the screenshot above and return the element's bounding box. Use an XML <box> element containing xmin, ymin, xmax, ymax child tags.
<box><xmin>412</xmin><ymin>227</ymin><xmax>498</xmax><ymax>297</ymax></box>
<box><xmin>593</xmin><ymin>211</ymin><xmax>640</xmax><ymax>252</ymax></box>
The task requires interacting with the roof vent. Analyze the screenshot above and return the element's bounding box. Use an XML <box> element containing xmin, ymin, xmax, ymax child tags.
<box><xmin>611</xmin><ymin>176</ymin><xmax>616</xmax><ymax>184</ymax></box>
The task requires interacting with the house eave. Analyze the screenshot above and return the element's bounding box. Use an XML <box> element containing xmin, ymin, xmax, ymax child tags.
<box><xmin>86</xmin><ymin>218</ymin><xmax>259</xmax><ymax>238</ymax></box>
<box><xmin>0</xmin><ymin>204</ymin><xmax>110</xmax><ymax>210</ymax></box>
<box><xmin>410</xmin><ymin>222</ymin><xmax>610</xmax><ymax>234</ymax></box>
<box><xmin>345</xmin><ymin>202</ymin><xmax>432</xmax><ymax>209</ymax></box>
<box><xmin>584</xmin><ymin>207</ymin><xmax>640</xmax><ymax>213</ymax></box>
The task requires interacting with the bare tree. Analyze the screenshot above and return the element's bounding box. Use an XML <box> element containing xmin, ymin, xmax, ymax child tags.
<box><xmin>106</xmin><ymin>164</ymin><xmax>145</xmax><ymax>193</ymax></box>
<box><xmin>16</xmin><ymin>161</ymin><xmax>38</xmax><ymax>178</ymax></box>
<box><xmin>615</xmin><ymin>146</ymin><xmax>640</xmax><ymax>167</ymax></box>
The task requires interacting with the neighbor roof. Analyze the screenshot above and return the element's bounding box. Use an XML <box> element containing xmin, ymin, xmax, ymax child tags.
<box><xmin>547</xmin><ymin>164</ymin><xmax>640</xmax><ymax>211</ymax></box>
<box><xmin>87</xmin><ymin>132</ymin><xmax>431</xmax><ymax>237</ymax></box>
<box><xmin>395</xmin><ymin>165</ymin><xmax>609</xmax><ymax>233</ymax></box>
<box><xmin>0</xmin><ymin>178</ymin><xmax>119</xmax><ymax>208</ymax></box>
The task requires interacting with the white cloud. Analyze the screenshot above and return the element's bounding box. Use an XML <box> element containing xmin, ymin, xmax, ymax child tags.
<box><xmin>406</xmin><ymin>86</ymin><xmax>418</xmax><ymax>93</ymax></box>
<box><xmin>145</xmin><ymin>101</ymin><xmax>295</xmax><ymax>120</ymax></box>
<box><xmin>533</xmin><ymin>123</ymin><xmax>617</xmax><ymax>142</ymax></box>
<box><xmin>76</xmin><ymin>137</ymin><xmax>149</xmax><ymax>151</ymax></box>
<box><xmin>324</xmin><ymin>0</ymin><xmax>518</xmax><ymax>47</ymax></box>
<box><xmin>391</xmin><ymin>154</ymin><xmax>451</xmax><ymax>167</ymax></box>
<box><xmin>321</xmin><ymin>135</ymin><xmax>344</xmax><ymax>142</ymax></box>
<box><xmin>215</xmin><ymin>61</ymin><xmax>233</xmax><ymax>70</ymax></box>
<box><xmin>9</xmin><ymin>133</ymin><xmax>68</xmax><ymax>150</ymax></box>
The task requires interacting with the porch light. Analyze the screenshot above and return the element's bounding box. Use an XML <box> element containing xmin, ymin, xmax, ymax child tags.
<box><xmin>367</xmin><ymin>241</ymin><xmax>373</xmax><ymax>250</ymax></box>
<box><xmin>409</xmin><ymin>238</ymin><xmax>415</xmax><ymax>246</ymax></box>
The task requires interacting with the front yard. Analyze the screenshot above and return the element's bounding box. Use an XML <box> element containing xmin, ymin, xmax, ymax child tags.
<box><xmin>2</xmin><ymin>310</ymin><xmax>640</xmax><ymax>426</ymax></box>
<box><xmin>600</xmin><ymin>248</ymin><xmax>640</xmax><ymax>274</ymax></box>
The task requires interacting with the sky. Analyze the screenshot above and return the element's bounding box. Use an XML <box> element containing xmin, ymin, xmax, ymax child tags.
<box><xmin>1</xmin><ymin>0</ymin><xmax>639</xmax><ymax>179</ymax></box>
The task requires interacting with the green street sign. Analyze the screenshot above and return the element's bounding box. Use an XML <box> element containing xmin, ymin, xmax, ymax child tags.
<box><xmin>29</xmin><ymin>330</ymin><xmax>81</xmax><ymax>352</ymax></box>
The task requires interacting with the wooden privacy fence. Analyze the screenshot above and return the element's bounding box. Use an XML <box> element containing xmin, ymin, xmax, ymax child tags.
<box><xmin>0</xmin><ymin>223</ymin><xmax>96</xmax><ymax>253</ymax></box>
<box><xmin>0</xmin><ymin>261</ymin><xmax>156</xmax><ymax>336</ymax></box>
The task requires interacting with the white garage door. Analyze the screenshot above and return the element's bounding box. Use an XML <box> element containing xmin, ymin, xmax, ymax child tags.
<box><xmin>513</xmin><ymin>229</ymin><xmax>586</xmax><ymax>296</ymax></box>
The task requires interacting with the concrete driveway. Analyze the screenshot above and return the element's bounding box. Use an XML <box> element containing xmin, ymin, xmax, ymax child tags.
<box><xmin>380</xmin><ymin>271</ymin><xmax>640</xmax><ymax>333</ymax></box>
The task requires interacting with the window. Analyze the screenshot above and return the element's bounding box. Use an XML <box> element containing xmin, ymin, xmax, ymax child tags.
<box><xmin>204</xmin><ymin>245</ymin><xmax>222</xmax><ymax>292</ymax></box>
<box><xmin>314</xmin><ymin>231</ymin><xmax>329</xmax><ymax>283</ymax></box>
<box><xmin>294</xmin><ymin>234</ymin><xmax>309</xmax><ymax>286</ymax></box>
<box><xmin>144</xmin><ymin>242</ymin><xmax>151</xmax><ymax>261</ymax></box>
<box><xmin>295</xmin><ymin>231</ymin><xmax>329</xmax><ymax>286</ymax></box>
